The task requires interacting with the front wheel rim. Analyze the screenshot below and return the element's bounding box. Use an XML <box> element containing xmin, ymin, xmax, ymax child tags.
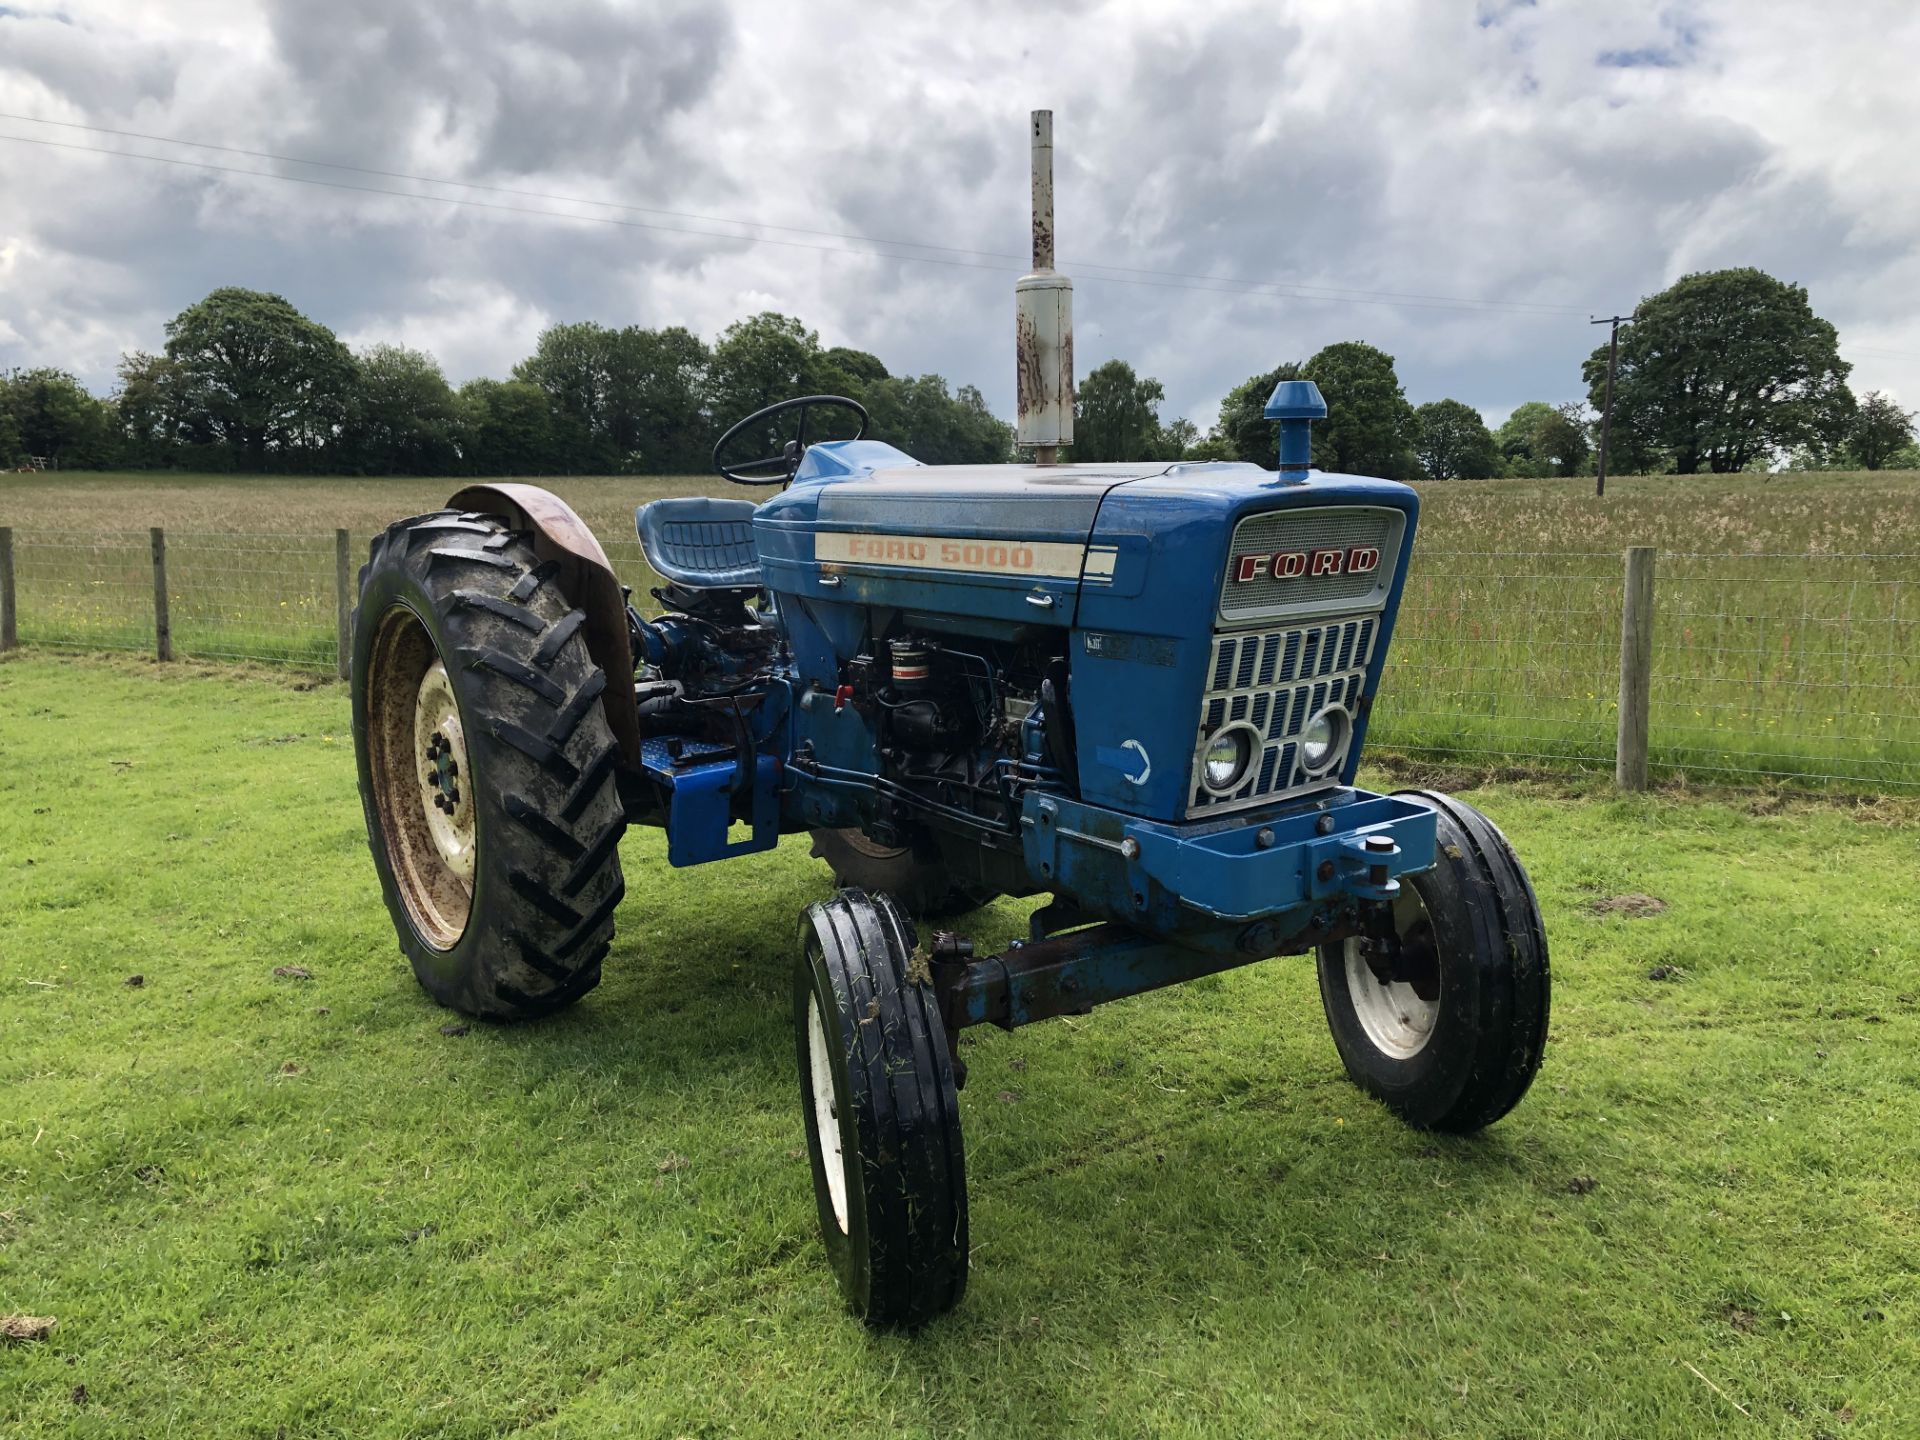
<box><xmin>1342</xmin><ymin>883</ymin><xmax>1441</xmax><ymax>1060</ymax></box>
<box><xmin>367</xmin><ymin>605</ymin><xmax>475</xmax><ymax>950</ymax></box>
<box><xmin>806</xmin><ymin>985</ymin><xmax>851</xmax><ymax>1234</ymax></box>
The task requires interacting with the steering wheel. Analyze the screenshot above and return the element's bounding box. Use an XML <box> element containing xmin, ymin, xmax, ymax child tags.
<box><xmin>713</xmin><ymin>394</ymin><xmax>869</xmax><ymax>486</ymax></box>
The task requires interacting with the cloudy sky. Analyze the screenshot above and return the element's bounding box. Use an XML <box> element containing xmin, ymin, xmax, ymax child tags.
<box><xmin>2</xmin><ymin>0</ymin><xmax>1916</xmax><ymax>432</ymax></box>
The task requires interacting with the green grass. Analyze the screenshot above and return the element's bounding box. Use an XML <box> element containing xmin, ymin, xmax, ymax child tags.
<box><xmin>2</xmin><ymin>652</ymin><xmax>1916</xmax><ymax>1437</ymax></box>
<box><xmin>3</xmin><ymin>468</ymin><xmax>1917</xmax><ymax>791</ymax></box>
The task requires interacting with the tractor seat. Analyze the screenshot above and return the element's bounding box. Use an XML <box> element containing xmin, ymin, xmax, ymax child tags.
<box><xmin>634</xmin><ymin>497</ymin><xmax>763</xmax><ymax>589</ymax></box>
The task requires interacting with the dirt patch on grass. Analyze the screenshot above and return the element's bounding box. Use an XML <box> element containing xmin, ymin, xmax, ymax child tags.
<box><xmin>3</xmin><ymin>1314</ymin><xmax>57</xmax><ymax>1341</ymax></box>
<box><xmin>1588</xmin><ymin>894</ymin><xmax>1668</xmax><ymax>918</ymax></box>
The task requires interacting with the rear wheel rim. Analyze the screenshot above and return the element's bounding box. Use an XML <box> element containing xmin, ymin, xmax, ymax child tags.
<box><xmin>368</xmin><ymin>605</ymin><xmax>475</xmax><ymax>949</ymax></box>
<box><xmin>806</xmin><ymin>984</ymin><xmax>851</xmax><ymax>1234</ymax></box>
<box><xmin>1342</xmin><ymin>883</ymin><xmax>1440</xmax><ymax>1060</ymax></box>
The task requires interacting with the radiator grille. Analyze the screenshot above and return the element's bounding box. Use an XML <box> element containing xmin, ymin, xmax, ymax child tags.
<box><xmin>1188</xmin><ymin>614</ymin><xmax>1377</xmax><ymax>814</ymax></box>
<box><xmin>1219</xmin><ymin>505</ymin><xmax>1402</xmax><ymax>624</ymax></box>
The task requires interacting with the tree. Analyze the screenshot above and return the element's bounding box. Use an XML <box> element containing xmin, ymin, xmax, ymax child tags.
<box><xmin>608</xmin><ymin>325</ymin><xmax>711</xmax><ymax>473</ymax></box>
<box><xmin>113</xmin><ymin>352</ymin><xmax>193</xmax><ymax>467</ymax></box>
<box><xmin>163</xmin><ymin>288</ymin><xmax>357</xmax><ymax>469</ymax></box>
<box><xmin>707</xmin><ymin>312</ymin><xmax>825</xmax><ymax>422</ymax></box>
<box><xmin>1412</xmin><ymin>399</ymin><xmax>1500</xmax><ymax>480</ymax></box>
<box><xmin>1849</xmin><ymin>390</ymin><xmax>1917</xmax><ymax>471</ymax></box>
<box><xmin>1582</xmin><ymin>268</ymin><xmax>1852</xmax><ymax>474</ymax></box>
<box><xmin>1301</xmin><ymin>342</ymin><xmax>1415</xmax><ymax>478</ymax></box>
<box><xmin>1495</xmin><ymin>401</ymin><xmax>1555</xmax><ymax>475</ymax></box>
<box><xmin>512</xmin><ymin>321</ymin><xmax>611</xmax><ymax>471</ymax></box>
<box><xmin>456</xmin><ymin>379</ymin><xmax>554</xmax><ymax>476</ymax></box>
<box><xmin>820</xmin><ymin>346</ymin><xmax>890</xmax><ymax>387</ymax></box>
<box><xmin>1072</xmin><ymin>359</ymin><xmax>1168</xmax><ymax>461</ymax></box>
<box><xmin>1160</xmin><ymin>417</ymin><xmax>1199</xmax><ymax>457</ymax></box>
<box><xmin>1535</xmin><ymin>402</ymin><xmax>1592</xmax><ymax>476</ymax></box>
<box><xmin>512</xmin><ymin>321</ymin><xmax>714</xmax><ymax>473</ymax></box>
<box><xmin>1</xmin><ymin>367</ymin><xmax>116</xmax><ymax>467</ymax></box>
<box><xmin>348</xmin><ymin>344</ymin><xmax>460</xmax><ymax>474</ymax></box>
<box><xmin>858</xmin><ymin>373</ymin><xmax>1013</xmax><ymax>464</ymax></box>
<box><xmin>1208</xmin><ymin>363</ymin><xmax>1303</xmax><ymax>464</ymax></box>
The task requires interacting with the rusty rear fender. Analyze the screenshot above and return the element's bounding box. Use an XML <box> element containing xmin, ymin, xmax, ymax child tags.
<box><xmin>446</xmin><ymin>483</ymin><xmax>640</xmax><ymax>769</ymax></box>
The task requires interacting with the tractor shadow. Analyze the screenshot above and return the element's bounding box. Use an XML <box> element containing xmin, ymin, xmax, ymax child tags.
<box><xmin>442</xmin><ymin>838</ymin><xmax>1584</xmax><ymax>1358</ymax></box>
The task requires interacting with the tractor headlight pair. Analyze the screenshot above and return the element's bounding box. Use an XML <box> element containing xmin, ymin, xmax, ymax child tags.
<box><xmin>1199</xmin><ymin>704</ymin><xmax>1351</xmax><ymax>797</ymax></box>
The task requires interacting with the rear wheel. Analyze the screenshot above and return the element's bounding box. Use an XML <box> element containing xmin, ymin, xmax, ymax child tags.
<box><xmin>1316</xmin><ymin>790</ymin><xmax>1549</xmax><ymax>1132</ymax></box>
<box><xmin>795</xmin><ymin>889</ymin><xmax>968</xmax><ymax>1327</ymax></box>
<box><xmin>352</xmin><ymin>511</ymin><xmax>628</xmax><ymax>1020</ymax></box>
<box><xmin>809</xmin><ymin>827</ymin><xmax>995</xmax><ymax>918</ymax></box>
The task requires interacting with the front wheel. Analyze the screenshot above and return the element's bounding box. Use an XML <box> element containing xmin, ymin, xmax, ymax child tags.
<box><xmin>794</xmin><ymin>889</ymin><xmax>968</xmax><ymax>1327</ymax></box>
<box><xmin>1316</xmin><ymin>790</ymin><xmax>1549</xmax><ymax>1132</ymax></box>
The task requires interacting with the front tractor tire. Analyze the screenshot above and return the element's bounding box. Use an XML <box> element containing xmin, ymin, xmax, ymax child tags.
<box><xmin>351</xmin><ymin>511</ymin><xmax>628</xmax><ymax>1021</ymax></box>
<box><xmin>795</xmin><ymin>889</ymin><xmax>968</xmax><ymax>1328</ymax></box>
<box><xmin>1316</xmin><ymin>790</ymin><xmax>1549</xmax><ymax>1133</ymax></box>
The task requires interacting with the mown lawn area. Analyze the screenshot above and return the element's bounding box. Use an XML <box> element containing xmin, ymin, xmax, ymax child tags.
<box><xmin>1</xmin><ymin>651</ymin><xmax>1916</xmax><ymax>1438</ymax></box>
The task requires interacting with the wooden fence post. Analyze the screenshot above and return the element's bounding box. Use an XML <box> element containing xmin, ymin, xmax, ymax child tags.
<box><xmin>151</xmin><ymin>526</ymin><xmax>172</xmax><ymax>662</ymax></box>
<box><xmin>1616</xmin><ymin>545</ymin><xmax>1655</xmax><ymax>790</ymax></box>
<box><xmin>0</xmin><ymin>527</ymin><xmax>16</xmax><ymax>653</ymax></box>
<box><xmin>335</xmin><ymin>529</ymin><xmax>352</xmax><ymax>681</ymax></box>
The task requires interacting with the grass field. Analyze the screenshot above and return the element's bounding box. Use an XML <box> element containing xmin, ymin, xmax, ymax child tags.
<box><xmin>2</xmin><ymin>652</ymin><xmax>1917</xmax><ymax>1437</ymax></box>
<box><xmin>2</xmin><ymin>468</ymin><xmax>1917</xmax><ymax>789</ymax></box>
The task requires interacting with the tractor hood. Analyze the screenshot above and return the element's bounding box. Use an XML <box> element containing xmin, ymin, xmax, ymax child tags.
<box><xmin>753</xmin><ymin>441</ymin><xmax>1195</xmax><ymax>630</ymax></box>
<box><xmin>753</xmin><ymin>439</ymin><xmax>1414</xmax><ymax>642</ymax></box>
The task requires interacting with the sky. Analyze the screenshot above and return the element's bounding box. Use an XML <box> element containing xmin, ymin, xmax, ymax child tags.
<box><xmin>1</xmin><ymin>0</ymin><xmax>1916</xmax><ymax>433</ymax></box>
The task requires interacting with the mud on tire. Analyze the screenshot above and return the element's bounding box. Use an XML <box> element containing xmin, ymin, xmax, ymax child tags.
<box><xmin>351</xmin><ymin>510</ymin><xmax>627</xmax><ymax>1020</ymax></box>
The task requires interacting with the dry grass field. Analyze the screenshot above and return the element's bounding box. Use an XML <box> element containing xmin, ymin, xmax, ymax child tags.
<box><xmin>2</xmin><ymin>467</ymin><xmax>1916</xmax><ymax>789</ymax></box>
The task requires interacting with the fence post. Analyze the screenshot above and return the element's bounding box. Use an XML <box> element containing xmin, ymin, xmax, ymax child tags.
<box><xmin>335</xmin><ymin>529</ymin><xmax>353</xmax><ymax>681</ymax></box>
<box><xmin>0</xmin><ymin>527</ymin><xmax>16</xmax><ymax>652</ymax></box>
<box><xmin>1616</xmin><ymin>545</ymin><xmax>1655</xmax><ymax>790</ymax></box>
<box><xmin>151</xmin><ymin>526</ymin><xmax>172</xmax><ymax>662</ymax></box>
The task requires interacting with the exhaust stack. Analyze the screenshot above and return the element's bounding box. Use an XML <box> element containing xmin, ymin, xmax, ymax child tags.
<box><xmin>1016</xmin><ymin>110</ymin><xmax>1073</xmax><ymax>465</ymax></box>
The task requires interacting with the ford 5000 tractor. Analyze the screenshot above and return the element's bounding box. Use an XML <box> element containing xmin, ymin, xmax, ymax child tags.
<box><xmin>350</xmin><ymin>114</ymin><xmax>1549</xmax><ymax>1327</ymax></box>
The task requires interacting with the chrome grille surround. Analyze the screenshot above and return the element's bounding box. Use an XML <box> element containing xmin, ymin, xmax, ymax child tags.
<box><xmin>1188</xmin><ymin>613</ymin><xmax>1378</xmax><ymax>815</ymax></box>
<box><xmin>1218</xmin><ymin>505</ymin><xmax>1404</xmax><ymax>626</ymax></box>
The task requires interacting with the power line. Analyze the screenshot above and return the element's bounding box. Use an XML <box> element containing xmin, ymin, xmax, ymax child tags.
<box><xmin>0</xmin><ymin>113</ymin><xmax>1591</xmax><ymax>318</ymax></box>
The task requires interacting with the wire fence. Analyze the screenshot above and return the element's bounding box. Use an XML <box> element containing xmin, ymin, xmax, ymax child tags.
<box><xmin>3</xmin><ymin>527</ymin><xmax>1914</xmax><ymax>794</ymax></box>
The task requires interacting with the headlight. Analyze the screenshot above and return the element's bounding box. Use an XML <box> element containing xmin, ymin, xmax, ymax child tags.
<box><xmin>1201</xmin><ymin>727</ymin><xmax>1254</xmax><ymax>793</ymax></box>
<box><xmin>1300</xmin><ymin>705</ymin><xmax>1351</xmax><ymax>774</ymax></box>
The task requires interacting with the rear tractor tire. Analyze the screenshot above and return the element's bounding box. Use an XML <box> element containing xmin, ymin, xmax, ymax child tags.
<box><xmin>795</xmin><ymin>888</ymin><xmax>968</xmax><ymax>1328</ymax></box>
<box><xmin>351</xmin><ymin>510</ymin><xmax>628</xmax><ymax>1021</ymax></box>
<box><xmin>808</xmin><ymin>827</ymin><xmax>995</xmax><ymax>918</ymax></box>
<box><xmin>1316</xmin><ymin>790</ymin><xmax>1549</xmax><ymax>1133</ymax></box>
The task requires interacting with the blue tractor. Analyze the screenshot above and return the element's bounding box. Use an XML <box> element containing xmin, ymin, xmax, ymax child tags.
<box><xmin>349</xmin><ymin>117</ymin><xmax>1549</xmax><ymax>1328</ymax></box>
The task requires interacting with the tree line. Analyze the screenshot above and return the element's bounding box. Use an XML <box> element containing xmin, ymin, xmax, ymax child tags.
<box><xmin>3</xmin><ymin>266</ymin><xmax>1913</xmax><ymax>478</ymax></box>
<box><xmin>1</xmin><ymin>289</ymin><xmax>1013</xmax><ymax>475</ymax></box>
<box><xmin>1074</xmin><ymin>267</ymin><xmax>1916</xmax><ymax>478</ymax></box>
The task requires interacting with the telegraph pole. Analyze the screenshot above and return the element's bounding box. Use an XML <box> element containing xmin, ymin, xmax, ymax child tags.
<box><xmin>1590</xmin><ymin>314</ymin><xmax>1631</xmax><ymax>497</ymax></box>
